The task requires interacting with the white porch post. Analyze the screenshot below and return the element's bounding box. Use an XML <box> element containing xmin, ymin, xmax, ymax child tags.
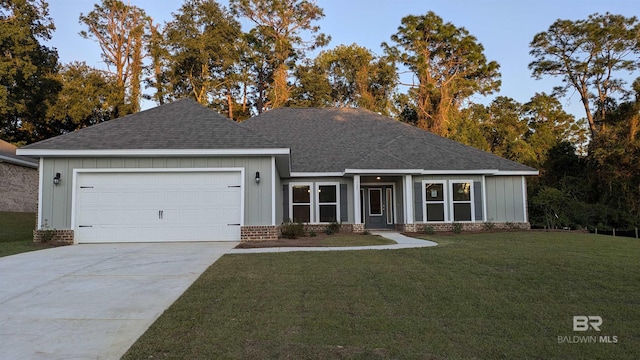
<box><xmin>404</xmin><ymin>175</ymin><xmax>414</xmax><ymax>224</ymax></box>
<box><xmin>353</xmin><ymin>175</ymin><xmax>361</xmax><ymax>224</ymax></box>
<box><xmin>482</xmin><ymin>175</ymin><xmax>488</xmax><ymax>222</ymax></box>
<box><xmin>522</xmin><ymin>176</ymin><xmax>528</xmax><ymax>223</ymax></box>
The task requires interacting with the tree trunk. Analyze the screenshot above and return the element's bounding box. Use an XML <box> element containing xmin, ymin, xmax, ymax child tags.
<box><xmin>227</xmin><ymin>93</ymin><xmax>234</xmax><ymax>120</ymax></box>
<box><xmin>271</xmin><ymin>63</ymin><xmax>290</xmax><ymax>108</ymax></box>
<box><xmin>130</xmin><ymin>25</ymin><xmax>143</xmax><ymax>113</ymax></box>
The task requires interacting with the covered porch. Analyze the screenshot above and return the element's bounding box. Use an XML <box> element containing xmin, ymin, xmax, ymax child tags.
<box><xmin>351</xmin><ymin>173</ymin><xmax>416</xmax><ymax>232</ymax></box>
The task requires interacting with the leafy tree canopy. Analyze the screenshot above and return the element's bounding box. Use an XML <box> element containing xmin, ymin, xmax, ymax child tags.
<box><xmin>383</xmin><ymin>11</ymin><xmax>501</xmax><ymax>136</ymax></box>
<box><xmin>0</xmin><ymin>0</ymin><xmax>60</xmax><ymax>144</ymax></box>
<box><xmin>529</xmin><ymin>12</ymin><xmax>640</xmax><ymax>139</ymax></box>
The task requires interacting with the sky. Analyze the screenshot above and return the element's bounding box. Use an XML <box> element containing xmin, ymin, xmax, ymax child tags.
<box><xmin>44</xmin><ymin>0</ymin><xmax>640</xmax><ymax>118</ymax></box>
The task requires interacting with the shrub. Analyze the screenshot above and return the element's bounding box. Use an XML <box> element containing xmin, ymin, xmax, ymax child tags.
<box><xmin>309</xmin><ymin>230</ymin><xmax>317</xmax><ymax>237</ymax></box>
<box><xmin>280</xmin><ymin>220</ymin><xmax>305</xmax><ymax>239</ymax></box>
<box><xmin>482</xmin><ymin>222</ymin><xmax>495</xmax><ymax>231</ymax></box>
<box><xmin>452</xmin><ymin>222</ymin><xmax>463</xmax><ymax>234</ymax></box>
<box><xmin>423</xmin><ymin>226</ymin><xmax>435</xmax><ymax>235</ymax></box>
<box><xmin>326</xmin><ymin>221</ymin><xmax>341</xmax><ymax>235</ymax></box>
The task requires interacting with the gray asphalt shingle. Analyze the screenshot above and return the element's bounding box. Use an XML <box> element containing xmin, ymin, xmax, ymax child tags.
<box><xmin>21</xmin><ymin>100</ymin><xmax>536</xmax><ymax>174</ymax></box>
<box><xmin>21</xmin><ymin>99</ymin><xmax>282</xmax><ymax>150</ymax></box>
<box><xmin>242</xmin><ymin>107</ymin><xmax>536</xmax><ymax>173</ymax></box>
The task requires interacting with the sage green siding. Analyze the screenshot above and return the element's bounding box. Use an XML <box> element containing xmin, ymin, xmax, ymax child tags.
<box><xmin>485</xmin><ymin>176</ymin><xmax>527</xmax><ymax>222</ymax></box>
<box><xmin>39</xmin><ymin>156</ymin><xmax>274</xmax><ymax>230</ymax></box>
<box><xmin>274</xmin><ymin>162</ymin><xmax>283</xmax><ymax>225</ymax></box>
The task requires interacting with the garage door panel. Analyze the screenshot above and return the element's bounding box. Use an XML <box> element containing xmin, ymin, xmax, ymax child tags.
<box><xmin>75</xmin><ymin>171</ymin><xmax>242</xmax><ymax>243</ymax></box>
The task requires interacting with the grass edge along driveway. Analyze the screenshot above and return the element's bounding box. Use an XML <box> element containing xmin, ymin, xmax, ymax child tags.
<box><xmin>123</xmin><ymin>231</ymin><xmax>640</xmax><ymax>359</ymax></box>
<box><xmin>0</xmin><ymin>212</ymin><xmax>50</xmax><ymax>258</ymax></box>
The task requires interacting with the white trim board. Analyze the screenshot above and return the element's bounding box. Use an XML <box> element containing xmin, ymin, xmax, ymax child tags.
<box><xmin>291</xmin><ymin>169</ymin><xmax>539</xmax><ymax>177</ymax></box>
<box><xmin>17</xmin><ymin>148</ymin><xmax>290</xmax><ymax>157</ymax></box>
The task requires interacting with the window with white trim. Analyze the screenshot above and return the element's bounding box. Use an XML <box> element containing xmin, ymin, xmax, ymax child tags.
<box><xmin>317</xmin><ymin>183</ymin><xmax>339</xmax><ymax>223</ymax></box>
<box><xmin>369</xmin><ymin>188</ymin><xmax>382</xmax><ymax>215</ymax></box>
<box><xmin>424</xmin><ymin>181</ymin><xmax>447</xmax><ymax>222</ymax></box>
<box><xmin>290</xmin><ymin>183</ymin><xmax>312</xmax><ymax>223</ymax></box>
<box><xmin>450</xmin><ymin>181</ymin><xmax>474</xmax><ymax>221</ymax></box>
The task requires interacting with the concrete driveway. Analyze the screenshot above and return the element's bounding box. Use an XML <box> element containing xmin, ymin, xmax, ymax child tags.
<box><xmin>0</xmin><ymin>242</ymin><xmax>237</xmax><ymax>360</ymax></box>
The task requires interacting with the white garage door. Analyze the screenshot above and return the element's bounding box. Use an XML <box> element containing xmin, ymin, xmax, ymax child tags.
<box><xmin>74</xmin><ymin>171</ymin><xmax>242</xmax><ymax>243</ymax></box>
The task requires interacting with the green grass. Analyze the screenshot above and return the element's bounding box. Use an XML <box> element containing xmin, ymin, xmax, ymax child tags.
<box><xmin>0</xmin><ymin>212</ymin><xmax>49</xmax><ymax>257</ymax></box>
<box><xmin>123</xmin><ymin>231</ymin><xmax>640</xmax><ymax>359</ymax></box>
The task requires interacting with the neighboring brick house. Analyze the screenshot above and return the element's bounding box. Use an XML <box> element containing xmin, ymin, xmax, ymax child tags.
<box><xmin>0</xmin><ymin>139</ymin><xmax>38</xmax><ymax>213</ymax></box>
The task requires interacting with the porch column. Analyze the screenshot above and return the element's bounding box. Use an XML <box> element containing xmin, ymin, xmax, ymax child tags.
<box><xmin>404</xmin><ymin>175</ymin><xmax>414</xmax><ymax>224</ymax></box>
<box><xmin>353</xmin><ymin>175</ymin><xmax>361</xmax><ymax>224</ymax></box>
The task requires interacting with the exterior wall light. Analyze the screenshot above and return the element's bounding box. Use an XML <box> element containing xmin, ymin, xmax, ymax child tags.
<box><xmin>255</xmin><ymin>171</ymin><xmax>261</xmax><ymax>184</ymax></box>
<box><xmin>53</xmin><ymin>172</ymin><xmax>61</xmax><ymax>186</ymax></box>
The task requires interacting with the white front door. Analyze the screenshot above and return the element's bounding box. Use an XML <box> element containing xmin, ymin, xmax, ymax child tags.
<box><xmin>74</xmin><ymin>171</ymin><xmax>242</xmax><ymax>243</ymax></box>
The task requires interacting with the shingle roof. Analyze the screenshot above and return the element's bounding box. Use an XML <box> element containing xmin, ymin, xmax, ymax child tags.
<box><xmin>20</xmin><ymin>100</ymin><xmax>535</xmax><ymax>174</ymax></box>
<box><xmin>21</xmin><ymin>98</ymin><xmax>282</xmax><ymax>150</ymax></box>
<box><xmin>242</xmin><ymin>107</ymin><xmax>536</xmax><ymax>173</ymax></box>
<box><xmin>0</xmin><ymin>139</ymin><xmax>38</xmax><ymax>168</ymax></box>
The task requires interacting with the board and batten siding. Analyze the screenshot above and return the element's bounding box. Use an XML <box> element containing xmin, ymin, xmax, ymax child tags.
<box><xmin>39</xmin><ymin>156</ymin><xmax>274</xmax><ymax>230</ymax></box>
<box><xmin>485</xmin><ymin>176</ymin><xmax>527</xmax><ymax>222</ymax></box>
<box><xmin>274</xmin><ymin>159</ymin><xmax>283</xmax><ymax>225</ymax></box>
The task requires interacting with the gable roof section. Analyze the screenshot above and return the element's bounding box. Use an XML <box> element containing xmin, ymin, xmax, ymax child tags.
<box><xmin>242</xmin><ymin>107</ymin><xmax>537</xmax><ymax>174</ymax></box>
<box><xmin>18</xmin><ymin>99</ymin><xmax>286</xmax><ymax>156</ymax></box>
<box><xmin>0</xmin><ymin>139</ymin><xmax>38</xmax><ymax>168</ymax></box>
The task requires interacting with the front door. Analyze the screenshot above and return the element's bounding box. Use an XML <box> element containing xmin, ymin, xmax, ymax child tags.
<box><xmin>362</xmin><ymin>186</ymin><xmax>394</xmax><ymax>229</ymax></box>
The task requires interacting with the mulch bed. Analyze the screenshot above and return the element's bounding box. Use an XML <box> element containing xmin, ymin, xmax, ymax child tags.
<box><xmin>235</xmin><ymin>232</ymin><xmax>337</xmax><ymax>248</ymax></box>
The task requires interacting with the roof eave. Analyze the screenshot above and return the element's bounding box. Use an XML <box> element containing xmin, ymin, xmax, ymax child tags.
<box><xmin>494</xmin><ymin>170</ymin><xmax>539</xmax><ymax>176</ymax></box>
<box><xmin>345</xmin><ymin>168</ymin><xmax>423</xmax><ymax>175</ymax></box>
<box><xmin>0</xmin><ymin>154</ymin><xmax>39</xmax><ymax>168</ymax></box>
<box><xmin>16</xmin><ymin>148</ymin><xmax>291</xmax><ymax>157</ymax></box>
<box><xmin>290</xmin><ymin>168</ymin><xmax>539</xmax><ymax>177</ymax></box>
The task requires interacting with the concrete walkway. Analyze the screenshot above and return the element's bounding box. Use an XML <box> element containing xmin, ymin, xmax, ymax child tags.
<box><xmin>227</xmin><ymin>231</ymin><xmax>438</xmax><ymax>254</ymax></box>
<box><xmin>0</xmin><ymin>242</ymin><xmax>237</xmax><ymax>360</ymax></box>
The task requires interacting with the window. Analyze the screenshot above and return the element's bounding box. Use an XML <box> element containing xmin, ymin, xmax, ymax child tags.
<box><xmin>289</xmin><ymin>182</ymin><xmax>341</xmax><ymax>224</ymax></box>
<box><xmin>317</xmin><ymin>184</ymin><xmax>339</xmax><ymax>223</ymax></box>
<box><xmin>451</xmin><ymin>181</ymin><xmax>473</xmax><ymax>221</ymax></box>
<box><xmin>425</xmin><ymin>182</ymin><xmax>447</xmax><ymax>222</ymax></box>
<box><xmin>369</xmin><ymin>188</ymin><xmax>382</xmax><ymax>215</ymax></box>
<box><xmin>291</xmin><ymin>184</ymin><xmax>311</xmax><ymax>223</ymax></box>
<box><xmin>386</xmin><ymin>188</ymin><xmax>393</xmax><ymax>224</ymax></box>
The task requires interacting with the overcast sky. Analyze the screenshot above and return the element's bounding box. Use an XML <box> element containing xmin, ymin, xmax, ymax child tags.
<box><xmin>45</xmin><ymin>0</ymin><xmax>640</xmax><ymax>118</ymax></box>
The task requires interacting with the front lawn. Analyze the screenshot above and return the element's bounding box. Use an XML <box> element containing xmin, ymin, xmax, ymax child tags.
<box><xmin>0</xmin><ymin>212</ymin><xmax>48</xmax><ymax>257</ymax></box>
<box><xmin>123</xmin><ymin>231</ymin><xmax>640</xmax><ymax>359</ymax></box>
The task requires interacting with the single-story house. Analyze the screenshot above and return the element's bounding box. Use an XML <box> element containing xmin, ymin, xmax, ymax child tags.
<box><xmin>18</xmin><ymin>99</ymin><xmax>538</xmax><ymax>244</ymax></box>
<box><xmin>0</xmin><ymin>139</ymin><xmax>38</xmax><ymax>213</ymax></box>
